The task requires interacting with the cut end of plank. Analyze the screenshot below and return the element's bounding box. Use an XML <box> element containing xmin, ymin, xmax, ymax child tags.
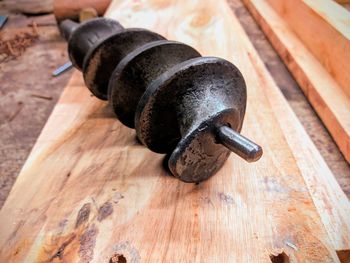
<box><xmin>337</xmin><ymin>249</ymin><xmax>350</xmax><ymax>263</ymax></box>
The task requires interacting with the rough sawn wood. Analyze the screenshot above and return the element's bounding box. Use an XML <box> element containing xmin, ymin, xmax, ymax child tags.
<box><xmin>0</xmin><ymin>0</ymin><xmax>349</xmax><ymax>262</ymax></box>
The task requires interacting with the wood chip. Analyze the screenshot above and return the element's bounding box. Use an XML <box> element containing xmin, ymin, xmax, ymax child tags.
<box><xmin>30</xmin><ymin>93</ymin><xmax>53</xmax><ymax>100</ymax></box>
<box><xmin>8</xmin><ymin>102</ymin><xmax>24</xmax><ymax>122</ymax></box>
<box><xmin>0</xmin><ymin>25</ymin><xmax>39</xmax><ymax>63</ymax></box>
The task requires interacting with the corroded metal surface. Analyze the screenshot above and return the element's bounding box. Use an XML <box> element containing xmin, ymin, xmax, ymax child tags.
<box><xmin>61</xmin><ymin>17</ymin><xmax>262</xmax><ymax>182</ymax></box>
<box><xmin>109</xmin><ymin>40</ymin><xmax>201</xmax><ymax>127</ymax></box>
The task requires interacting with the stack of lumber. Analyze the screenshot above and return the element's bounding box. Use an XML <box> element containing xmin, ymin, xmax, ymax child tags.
<box><xmin>243</xmin><ymin>0</ymin><xmax>350</xmax><ymax>163</ymax></box>
<box><xmin>0</xmin><ymin>0</ymin><xmax>349</xmax><ymax>261</ymax></box>
<box><xmin>53</xmin><ymin>0</ymin><xmax>111</xmax><ymax>22</ymax></box>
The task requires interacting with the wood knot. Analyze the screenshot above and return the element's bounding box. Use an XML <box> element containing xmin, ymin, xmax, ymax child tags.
<box><xmin>269</xmin><ymin>251</ymin><xmax>289</xmax><ymax>263</ymax></box>
<box><xmin>97</xmin><ymin>201</ymin><xmax>113</xmax><ymax>221</ymax></box>
<box><xmin>150</xmin><ymin>0</ymin><xmax>171</xmax><ymax>9</ymax></box>
<box><xmin>191</xmin><ymin>11</ymin><xmax>211</xmax><ymax>27</ymax></box>
<box><xmin>110</xmin><ymin>253</ymin><xmax>127</xmax><ymax>263</ymax></box>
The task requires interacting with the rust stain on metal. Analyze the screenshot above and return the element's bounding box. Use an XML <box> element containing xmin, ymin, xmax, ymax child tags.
<box><xmin>97</xmin><ymin>201</ymin><xmax>113</xmax><ymax>221</ymax></box>
<box><xmin>78</xmin><ymin>224</ymin><xmax>98</xmax><ymax>263</ymax></box>
<box><xmin>60</xmin><ymin>17</ymin><xmax>262</xmax><ymax>184</ymax></box>
<box><xmin>75</xmin><ymin>203</ymin><xmax>91</xmax><ymax>228</ymax></box>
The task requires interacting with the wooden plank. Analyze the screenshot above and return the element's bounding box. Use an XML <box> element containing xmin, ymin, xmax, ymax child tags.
<box><xmin>344</xmin><ymin>3</ymin><xmax>350</xmax><ymax>12</ymax></box>
<box><xmin>243</xmin><ymin>0</ymin><xmax>350</xmax><ymax>163</ymax></box>
<box><xmin>0</xmin><ymin>14</ymin><xmax>73</xmax><ymax>208</ymax></box>
<box><xmin>53</xmin><ymin>0</ymin><xmax>111</xmax><ymax>22</ymax></box>
<box><xmin>0</xmin><ymin>0</ymin><xmax>349</xmax><ymax>262</ymax></box>
<box><xmin>334</xmin><ymin>0</ymin><xmax>350</xmax><ymax>5</ymax></box>
<box><xmin>264</xmin><ymin>0</ymin><xmax>350</xmax><ymax>98</ymax></box>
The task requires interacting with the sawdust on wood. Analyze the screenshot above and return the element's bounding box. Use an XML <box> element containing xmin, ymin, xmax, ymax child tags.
<box><xmin>0</xmin><ymin>21</ymin><xmax>39</xmax><ymax>63</ymax></box>
<box><xmin>8</xmin><ymin>102</ymin><xmax>24</xmax><ymax>122</ymax></box>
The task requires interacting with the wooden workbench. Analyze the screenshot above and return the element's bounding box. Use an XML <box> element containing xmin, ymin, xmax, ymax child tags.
<box><xmin>1</xmin><ymin>1</ymin><xmax>349</xmax><ymax>208</ymax></box>
<box><xmin>0</xmin><ymin>0</ymin><xmax>349</xmax><ymax>261</ymax></box>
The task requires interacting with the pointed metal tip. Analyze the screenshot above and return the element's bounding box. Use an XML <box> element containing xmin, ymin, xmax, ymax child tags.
<box><xmin>216</xmin><ymin>125</ymin><xmax>263</xmax><ymax>163</ymax></box>
<box><xmin>52</xmin><ymin>61</ymin><xmax>73</xmax><ymax>77</ymax></box>
<box><xmin>244</xmin><ymin>143</ymin><xmax>263</xmax><ymax>163</ymax></box>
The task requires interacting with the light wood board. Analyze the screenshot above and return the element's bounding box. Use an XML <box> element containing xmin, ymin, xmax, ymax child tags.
<box><xmin>335</xmin><ymin>0</ymin><xmax>350</xmax><ymax>4</ymax></box>
<box><xmin>0</xmin><ymin>0</ymin><xmax>349</xmax><ymax>262</ymax></box>
<box><xmin>265</xmin><ymin>0</ymin><xmax>350</xmax><ymax>97</ymax></box>
<box><xmin>243</xmin><ymin>0</ymin><xmax>350</xmax><ymax>164</ymax></box>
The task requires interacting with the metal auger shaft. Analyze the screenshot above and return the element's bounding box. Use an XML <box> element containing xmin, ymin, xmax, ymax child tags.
<box><xmin>60</xmin><ymin>17</ymin><xmax>263</xmax><ymax>183</ymax></box>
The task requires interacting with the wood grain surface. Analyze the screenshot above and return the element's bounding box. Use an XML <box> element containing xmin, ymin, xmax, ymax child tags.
<box><xmin>0</xmin><ymin>0</ymin><xmax>349</xmax><ymax>262</ymax></box>
<box><xmin>0</xmin><ymin>14</ymin><xmax>73</xmax><ymax>207</ymax></box>
<box><xmin>265</xmin><ymin>0</ymin><xmax>350</xmax><ymax>98</ymax></box>
<box><xmin>243</xmin><ymin>0</ymin><xmax>350</xmax><ymax>162</ymax></box>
